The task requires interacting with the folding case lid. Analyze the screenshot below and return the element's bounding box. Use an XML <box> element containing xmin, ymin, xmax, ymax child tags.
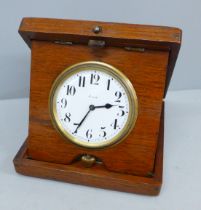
<box><xmin>19</xmin><ymin>17</ymin><xmax>182</xmax><ymax>96</ymax></box>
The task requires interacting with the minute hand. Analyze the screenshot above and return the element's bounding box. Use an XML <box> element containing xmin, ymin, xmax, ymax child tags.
<box><xmin>73</xmin><ymin>109</ymin><xmax>91</xmax><ymax>134</ymax></box>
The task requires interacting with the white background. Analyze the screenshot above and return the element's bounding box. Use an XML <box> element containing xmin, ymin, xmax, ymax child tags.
<box><xmin>0</xmin><ymin>0</ymin><xmax>201</xmax><ymax>99</ymax></box>
<box><xmin>0</xmin><ymin>1</ymin><xmax>201</xmax><ymax>209</ymax></box>
<box><xmin>1</xmin><ymin>90</ymin><xmax>201</xmax><ymax>210</ymax></box>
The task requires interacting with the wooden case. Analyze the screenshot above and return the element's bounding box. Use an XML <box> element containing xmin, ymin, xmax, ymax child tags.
<box><xmin>14</xmin><ymin>18</ymin><xmax>182</xmax><ymax>195</ymax></box>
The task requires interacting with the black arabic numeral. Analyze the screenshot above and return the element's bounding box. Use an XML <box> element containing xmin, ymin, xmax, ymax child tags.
<box><xmin>64</xmin><ymin>112</ymin><xmax>71</xmax><ymax>122</ymax></box>
<box><xmin>115</xmin><ymin>91</ymin><xmax>122</xmax><ymax>102</ymax></box>
<box><xmin>60</xmin><ymin>98</ymin><xmax>67</xmax><ymax>108</ymax></box>
<box><xmin>119</xmin><ymin>105</ymin><xmax>125</xmax><ymax>108</ymax></box>
<box><xmin>107</xmin><ymin>79</ymin><xmax>111</xmax><ymax>90</ymax></box>
<box><xmin>90</xmin><ymin>74</ymin><xmax>100</xmax><ymax>85</ymax></box>
<box><xmin>111</xmin><ymin>119</ymin><xmax>118</xmax><ymax>129</ymax></box>
<box><xmin>78</xmin><ymin>76</ymin><xmax>86</xmax><ymax>87</ymax></box>
<box><xmin>66</xmin><ymin>85</ymin><xmax>76</xmax><ymax>96</ymax></box>
<box><xmin>117</xmin><ymin>110</ymin><xmax>125</xmax><ymax>117</ymax></box>
<box><xmin>118</xmin><ymin>105</ymin><xmax>126</xmax><ymax>116</ymax></box>
<box><xmin>86</xmin><ymin>129</ymin><xmax>93</xmax><ymax>139</ymax></box>
<box><xmin>100</xmin><ymin>127</ymin><xmax>107</xmax><ymax>138</ymax></box>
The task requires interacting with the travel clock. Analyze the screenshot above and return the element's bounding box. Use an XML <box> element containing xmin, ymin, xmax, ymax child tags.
<box><xmin>14</xmin><ymin>18</ymin><xmax>181</xmax><ymax>195</ymax></box>
<box><xmin>49</xmin><ymin>61</ymin><xmax>138</xmax><ymax>149</ymax></box>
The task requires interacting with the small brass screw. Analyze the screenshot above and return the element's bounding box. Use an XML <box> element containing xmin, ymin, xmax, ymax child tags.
<box><xmin>92</xmin><ymin>26</ymin><xmax>102</xmax><ymax>34</ymax></box>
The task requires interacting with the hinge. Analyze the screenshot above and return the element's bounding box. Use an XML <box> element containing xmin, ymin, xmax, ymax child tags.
<box><xmin>88</xmin><ymin>40</ymin><xmax>105</xmax><ymax>48</ymax></box>
<box><xmin>124</xmin><ymin>47</ymin><xmax>145</xmax><ymax>52</ymax></box>
<box><xmin>54</xmin><ymin>40</ymin><xmax>73</xmax><ymax>45</ymax></box>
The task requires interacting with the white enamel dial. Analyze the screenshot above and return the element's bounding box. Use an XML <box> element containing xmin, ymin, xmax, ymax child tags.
<box><xmin>50</xmin><ymin>62</ymin><xmax>138</xmax><ymax>148</ymax></box>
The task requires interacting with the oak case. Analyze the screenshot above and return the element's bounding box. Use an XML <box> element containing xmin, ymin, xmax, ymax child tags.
<box><xmin>14</xmin><ymin>18</ymin><xmax>182</xmax><ymax>195</ymax></box>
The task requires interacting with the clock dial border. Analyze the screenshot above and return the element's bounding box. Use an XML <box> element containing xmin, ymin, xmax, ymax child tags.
<box><xmin>49</xmin><ymin>61</ymin><xmax>138</xmax><ymax>149</ymax></box>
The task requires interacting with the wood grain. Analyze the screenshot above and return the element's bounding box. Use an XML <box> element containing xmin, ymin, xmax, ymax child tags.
<box><xmin>19</xmin><ymin>18</ymin><xmax>182</xmax><ymax>96</ymax></box>
<box><xmin>19</xmin><ymin>17</ymin><xmax>181</xmax><ymax>46</ymax></box>
<box><xmin>13</xmin><ymin>104</ymin><xmax>164</xmax><ymax>195</ymax></box>
<box><xmin>27</xmin><ymin>40</ymin><xmax>168</xmax><ymax>176</ymax></box>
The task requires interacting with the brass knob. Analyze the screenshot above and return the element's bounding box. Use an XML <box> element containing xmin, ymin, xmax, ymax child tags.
<box><xmin>81</xmin><ymin>154</ymin><xmax>96</xmax><ymax>167</ymax></box>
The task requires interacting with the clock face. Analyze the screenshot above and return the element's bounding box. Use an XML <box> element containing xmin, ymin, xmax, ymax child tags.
<box><xmin>49</xmin><ymin>62</ymin><xmax>138</xmax><ymax>148</ymax></box>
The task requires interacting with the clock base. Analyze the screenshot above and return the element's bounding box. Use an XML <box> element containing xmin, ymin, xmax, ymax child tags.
<box><xmin>13</xmin><ymin>109</ymin><xmax>164</xmax><ymax>196</ymax></box>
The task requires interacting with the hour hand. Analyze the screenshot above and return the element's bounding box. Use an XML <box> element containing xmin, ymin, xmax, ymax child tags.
<box><xmin>93</xmin><ymin>103</ymin><xmax>117</xmax><ymax>109</ymax></box>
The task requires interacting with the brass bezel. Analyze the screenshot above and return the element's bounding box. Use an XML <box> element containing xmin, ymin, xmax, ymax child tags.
<box><xmin>49</xmin><ymin>61</ymin><xmax>138</xmax><ymax>149</ymax></box>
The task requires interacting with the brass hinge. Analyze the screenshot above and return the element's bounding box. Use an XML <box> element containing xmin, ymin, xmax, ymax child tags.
<box><xmin>54</xmin><ymin>39</ymin><xmax>145</xmax><ymax>52</ymax></box>
<box><xmin>54</xmin><ymin>40</ymin><xmax>73</xmax><ymax>45</ymax></box>
<box><xmin>88</xmin><ymin>39</ymin><xmax>105</xmax><ymax>48</ymax></box>
<box><xmin>124</xmin><ymin>47</ymin><xmax>145</xmax><ymax>52</ymax></box>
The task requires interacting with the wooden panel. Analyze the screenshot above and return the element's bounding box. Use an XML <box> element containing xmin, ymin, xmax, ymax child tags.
<box><xmin>19</xmin><ymin>17</ymin><xmax>181</xmax><ymax>47</ymax></box>
<box><xmin>19</xmin><ymin>18</ymin><xmax>181</xmax><ymax>98</ymax></box>
<box><xmin>13</xmin><ymin>104</ymin><xmax>164</xmax><ymax>196</ymax></box>
<box><xmin>27</xmin><ymin>41</ymin><xmax>168</xmax><ymax>176</ymax></box>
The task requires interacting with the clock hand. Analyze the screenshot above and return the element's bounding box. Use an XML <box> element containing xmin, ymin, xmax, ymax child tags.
<box><xmin>93</xmin><ymin>103</ymin><xmax>117</xmax><ymax>109</ymax></box>
<box><xmin>73</xmin><ymin>105</ymin><xmax>95</xmax><ymax>134</ymax></box>
<box><xmin>73</xmin><ymin>103</ymin><xmax>116</xmax><ymax>134</ymax></box>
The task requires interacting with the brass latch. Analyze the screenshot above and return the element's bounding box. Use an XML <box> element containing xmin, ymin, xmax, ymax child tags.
<box><xmin>81</xmin><ymin>154</ymin><xmax>96</xmax><ymax>167</ymax></box>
